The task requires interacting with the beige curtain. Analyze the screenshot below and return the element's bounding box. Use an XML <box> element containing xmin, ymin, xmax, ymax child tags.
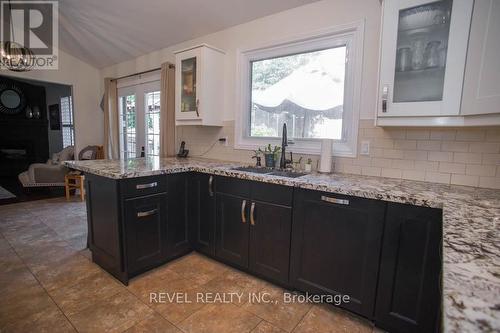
<box><xmin>103</xmin><ymin>78</ymin><xmax>119</xmax><ymax>159</ymax></box>
<box><xmin>160</xmin><ymin>62</ymin><xmax>176</xmax><ymax>157</ymax></box>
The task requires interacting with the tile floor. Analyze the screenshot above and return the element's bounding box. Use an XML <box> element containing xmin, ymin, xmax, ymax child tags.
<box><xmin>0</xmin><ymin>197</ymin><xmax>381</xmax><ymax>333</ymax></box>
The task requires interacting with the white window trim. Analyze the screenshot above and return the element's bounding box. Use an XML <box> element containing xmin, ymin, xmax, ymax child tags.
<box><xmin>235</xmin><ymin>20</ymin><xmax>364</xmax><ymax>157</ymax></box>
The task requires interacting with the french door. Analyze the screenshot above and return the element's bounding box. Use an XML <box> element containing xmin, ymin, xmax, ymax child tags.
<box><xmin>118</xmin><ymin>81</ymin><xmax>161</xmax><ymax>159</ymax></box>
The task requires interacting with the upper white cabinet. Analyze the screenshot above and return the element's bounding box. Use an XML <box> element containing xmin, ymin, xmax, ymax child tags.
<box><xmin>175</xmin><ymin>44</ymin><xmax>225</xmax><ymax>126</ymax></box>
<box><xmin>378</xmin><ymin>0</ymin><xmax>473</xmax><ymax>119</ymax></box>
<box><xmin>461</xmin><ymin>0</ymin><xmax>500</xmax><ymax>116</ymax></box>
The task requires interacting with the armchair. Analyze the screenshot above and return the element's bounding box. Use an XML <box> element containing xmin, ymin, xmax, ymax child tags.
<box><xmin>18</xmin><ymin>146</ymin><xmax>74</xmax><ymax>188</ymax></box>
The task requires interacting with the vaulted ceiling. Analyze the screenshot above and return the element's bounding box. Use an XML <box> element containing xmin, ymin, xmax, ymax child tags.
<box><xmin>58</xmin><ymin>0</ymin><xmax>320</xmax><ymax>68</ymax></box>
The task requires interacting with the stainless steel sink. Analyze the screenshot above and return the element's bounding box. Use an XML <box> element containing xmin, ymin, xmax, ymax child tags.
<box><xmin>268</xmin><ymin>170</ymin><xmax>307</xmax><ymax>178</ymax></box>
<box><xmin>231</xmin><ymin>166</ymin><xmax>274</xmax><ymax>174</ymax></box>
<box><xmin>231</xmin><ymin>166</ymin><xmax>306</xmax><ymax>178</ymax></box>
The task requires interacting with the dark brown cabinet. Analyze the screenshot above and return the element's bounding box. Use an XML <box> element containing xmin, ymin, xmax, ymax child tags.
<box><xmin>249</xmin><ymin>200</ymin><xmax>291</xmax><ymax>285</ymax></box>
<box><xmin>188</xmin><ymin>173</ymin><xmax>216</xmax><ymax>256</ymax></box>
<box><xmin>290</xmin><ymin>189</ymin><xmax>386</xmax><ymax>318</ymax></box>
<box><xmin>86</xmin><ymin>171</ymin><xmax>443</xmax><ymax>333</ymax></box>
<box><xmin>215</xmin><ymin>176</ymin><xmax>293</xmax><ymax>285</ymax></box>
<box><xmin>166</xmin><ymin>173</ymin><xmax>190</xmax><ymax>259</ymax></box>
<box><xmin>124</xmin><ymin>193</ymin><xmax>168</xmax><ymax>274</ymax></box>
<box><xmin>375</xmin><ymin>203</ymin><xmax>442</xmax><ymax>333</ymax></box>
<box><xmin>215</xmin><ymin>192</ymin><xmax>250</xmax><ymax>269</ymax></box>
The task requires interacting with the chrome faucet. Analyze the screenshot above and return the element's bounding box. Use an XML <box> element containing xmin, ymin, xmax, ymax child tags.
<box><xmin>279</xmin><ymin>123</ymin><xmax>292</xmax><ymax>169</ymax></box>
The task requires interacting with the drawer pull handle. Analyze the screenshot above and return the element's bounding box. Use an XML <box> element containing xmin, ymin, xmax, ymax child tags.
<box><xmin>136</xmin><ymin>182</ymin><xmax>158</xmax><ymax>189</ymax></box>
<box><xmin>250</xmin><ymin>202</ymin><xmax>256</xmax><ymax>226</ymax></box>
<box><xmin>208</xmin><ymin>176</ymin><xmax>214</xmax><ymax>197</ymax></box>
<box><xmin>137</xmin><ymin>209</ymin><xmax>158</xmax><ymax>218</ymax></box>
<box><xmin>321</xmin><ymin>195</ymin><xmax>349</xmax><ymax>205</ymax></box>
<box><xmin>241</xmin><ymin>200</ymin><xmax>247</xmax><ymax>223</ymax></box>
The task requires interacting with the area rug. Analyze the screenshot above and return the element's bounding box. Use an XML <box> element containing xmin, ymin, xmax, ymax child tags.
<box><xmin>0</xmin><ymin>186</ymin><xmax>16</xmax><ymax>200</ymax></box>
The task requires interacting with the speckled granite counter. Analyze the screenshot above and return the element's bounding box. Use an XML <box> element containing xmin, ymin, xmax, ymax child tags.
<box><xmin>65</xmin><ymin>157</ymin><xmax>500</xmax><ymax>332</ymax></box>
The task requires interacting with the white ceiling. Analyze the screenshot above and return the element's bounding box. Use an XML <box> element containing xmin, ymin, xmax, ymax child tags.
<box><xmin>58</xmin><ymin>0</ymin><xmax>320</xmax><ymax>68</ymax></box>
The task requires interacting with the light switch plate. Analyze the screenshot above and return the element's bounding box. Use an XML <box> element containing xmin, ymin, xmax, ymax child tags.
<box><xmin>360</xmin><ymin>140</ymin><xmax>370</xmax><ymax>156</ymax></box>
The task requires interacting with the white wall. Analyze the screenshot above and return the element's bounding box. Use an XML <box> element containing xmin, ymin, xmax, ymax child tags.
<box><xmin>4</xmin><ymin>49</ymin><xmax>102</xmax><ymax>156</ymax></box>
<box><xmin>101</xmin><ymin>0</ymin><xmax>382</xmax><ymax>121</ymax></box>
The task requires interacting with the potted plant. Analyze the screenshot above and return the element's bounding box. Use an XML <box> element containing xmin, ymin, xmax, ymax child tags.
<box><xmin>261</xmin><ymin>144</ymin><xmax>281</xmax><ymax>168</ymax></box>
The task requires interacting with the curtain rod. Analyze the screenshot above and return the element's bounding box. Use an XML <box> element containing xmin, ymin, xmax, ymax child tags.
<box><xmin>110</xmin><ymin>64</ymin><xmax>174</xmax><ymax>82</ymax></box>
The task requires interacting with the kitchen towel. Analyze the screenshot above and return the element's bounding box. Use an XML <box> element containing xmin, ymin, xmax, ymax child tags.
<box><xmin>318</xmin><ymin>139</ymin><xmax>333</xmax><ymax>173</ymax></box>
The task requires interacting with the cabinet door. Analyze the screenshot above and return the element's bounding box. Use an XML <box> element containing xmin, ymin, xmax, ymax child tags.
<box><xmin>124</xmin><ymin>193</ymin><xmax>167</xmax><ymax>274</ymax></box>
<box><xmin>175</xmin><ymin>47</ymin><xmax>202</xmax><ymax>121</ymax></box>
<box><xmin>215</xmin><ymin>193</ymin><xmax>249</xmax><ymax>269</ymax></box>
<box><xmin>290</xmin><ymin>189</ymin><xmax>385</xmax><ymax>318</ymax></box>
<box><xmin>461</xmin><ymin>0</ymin><xmax>500</xmax><ymax>116</ymax></box>
<box><xmin>378</xmin><ymin>0</ymin><xmax>473</xmax><ymax>117</ymax></box>
<box><xmin>166</xmin><ymin>174</ymin><xmax>191</xmax><ymax>259</ymax></box>
<box><xmin>249</xmin><ymin>201</ymin><xmax>292</xmax><ymax>285</ymax></box>
<box><xmin>188</xmin><ymin>173</ymin><xmax>216</xmax><ymax>256</ymax></box>
<box><xmin>375</xmin><ymin>203</ymin><xmax>442</xmax><ymax>333</ymax></box>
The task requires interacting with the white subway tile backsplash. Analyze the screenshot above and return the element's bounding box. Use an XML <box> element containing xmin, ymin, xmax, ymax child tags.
<box><xmin>382</xmin><ymin>149</ymin><xmax>404</xmax><ymax>159</ymax></box>
<box><xmin>482</xmin><ymin>154</ymin><xmax>500</xmax><ymax>165</ymax></box>
<box><xmin>362</xmin><ymin>166</ymin><xmax>382</xmax><ymax>177</ymax></box>
<box><xmin>381</xmin><ymin>168</ymin><xmax>402</xmax><ymax>179</ymax></box>
<box><xmin>453</xmin><ymin>152</ymin><xmax>482</xmax><ymax>164</ymax></box>
<box><xmin>394</xmin><ymin>140</ymin><xmax>417</xmax><ymax>150</ymax></box>
<box><xmin>428</xmin><ymin>151</ymin><xmax>453</xmax><ymax>162</ymax></box>
<box><xmin>456</xmin><ymin>129</ymin><xmax>487</xmax><ymax>142</ymax></box>
<box><xmin>466</xmin><ymin>164</ymin><xmax>497</xmax><ymax>177</ymax></box>
<box><xmin>430</xmin><ymin>129</ymin><xmax>456</xmax><ymax>141</ymax></box>
<box><xmin>441</xmin><ymin>141</ymin><xmax>470</xmax><ymax>152</ymax></box>
<box><xmin>371</xmin><ymin>158</ymin><xmax>393</xmax><ymax>168</ymax></box>
<box><xmin>417</xmin><ymin>140</ymin><xmax>442</xmax><ymax>151</ymax></box>
<box><xmin>425</xmin><ymin>172</ymin><xmax>451</xmax><ymax>184</ymax></box>
<box><xmin>402</xmin><ymin>170</ymin><xmax>426</xmax><ymax>181</ymax></box>
<box><xmin>468</xmin><ymin>142</ymin><xmax>500</xmax><ymax>153</ymax></box>
<box><xmin>178</xmin><ymin>120</ymin><xmax>500</xmax><ymax>189</ymax></box>
<box><xmin>451</xmin><ymin>174</ymin><xmax>480</xmax><ymax>187</ymax></box>
<box><xmin>439</xmin><ymin>162</ymin><xmax>466</xmax><ymax>174</ymax></box>
<box><xmin>403</xmin><ymin>150</ymin><xmax>428</xmax><ymax>161</ymax></box>
<box><xmin>406</xmin><ymin>129</ymin><xmax>430</xmax><ymax>140</ymax></box>
<box><xmin>415</xmin><ymin>160</ymin><xmax>439</xmax><ymax>172</ymax></box>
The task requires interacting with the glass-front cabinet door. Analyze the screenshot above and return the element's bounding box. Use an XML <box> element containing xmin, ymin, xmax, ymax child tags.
<box><xmin>181</xmin><ymin>57</ymin><xmax>197</xmax><ymax>113</ymax></box>
<box><xmin>378</xmin><ymin>0</ymin><xmax>473</xmax><ymax>117</ymax></box>
<box><xmin>175</xmin><ymin>47</ymin><xmax>203</xmax><ymax>121</ymax></box>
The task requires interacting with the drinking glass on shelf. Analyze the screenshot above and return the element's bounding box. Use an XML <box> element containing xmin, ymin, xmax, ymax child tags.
<box><xmin>424</xmin><ymin>41</ymin><xmax>441</xmax><ymax>68</ymax></box>
<box><xmin>411</xmin><ymin>38</ymin><xmax>425</xmax><ymax>70</ymax></box>
<box><xmin>396</xmin><ymin>47</ymin><xmax>412</xmax><ymax>72</ymax></box>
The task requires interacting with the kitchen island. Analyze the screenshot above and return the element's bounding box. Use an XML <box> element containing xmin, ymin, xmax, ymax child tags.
<box><xmin>66</xmin><ymin>156</ymin><xmax>500</xmax><ymax>333</ymax></box>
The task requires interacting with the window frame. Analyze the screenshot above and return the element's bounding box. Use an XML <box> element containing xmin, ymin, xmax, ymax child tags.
<box><xmin>235</xmin><ymin>21</ymin><xmax>364</xmax><ymax>157</ymax></box>
<box><xmin>60</xmin><ymin>96</ymin><xmax>75</xmax><ymax>148</ymax></box>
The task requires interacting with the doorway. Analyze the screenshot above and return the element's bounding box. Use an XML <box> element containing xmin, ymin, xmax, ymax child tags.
<box><xmin>118</xmin><ymin>77</ymin><xmax>161</xmax><ymax>159</ymax></box>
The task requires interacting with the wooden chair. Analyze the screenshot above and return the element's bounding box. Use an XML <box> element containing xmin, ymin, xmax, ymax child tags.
<box><xmin>65</xmin><ymin>173</ymin><xmax>85</xmax><ymax>201</ymax></box>
<box><xmin>65</xmin><ymin>145</ymin><xmax>104</xmax><ymax>201</ymax></box>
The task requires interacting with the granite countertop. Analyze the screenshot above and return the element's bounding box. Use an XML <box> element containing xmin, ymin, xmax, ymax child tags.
<box><xmin>65</xmin><ymin>157</ymin><xmax>500</xmax><ymax>332</ymax></box>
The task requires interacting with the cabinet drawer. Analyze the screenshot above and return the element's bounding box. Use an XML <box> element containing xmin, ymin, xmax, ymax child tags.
<box><xmin>251</xmin><ymin>182</ymin><xmax>293</xmax><ymax>207</ymax></box>
<box><xmin>215</xmin><ymin>176</ymin><xmax>251</xmax><ymax>197</ymax></box>
<box><xmin>121</xmin><ymin>175</ymin><xmax>167</xmax><ymax>198</ymax></box>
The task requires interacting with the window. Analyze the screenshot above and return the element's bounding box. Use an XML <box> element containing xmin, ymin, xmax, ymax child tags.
<box><xmin>118</xmin><ymin>76</ymin><xmax>161</xmax><ymax>159</ymax></box>
<box><xmin>236</xmin><ymin>23</ymin><xmax>364</xmax><ymax>157</ymax></box>
<box><xmin>119</xmin><ymin>94</ymin><xmax>137</xmax><ymax>159</ymax></box>
<box><xmin>145</xmin><ymin>91</ymin><xmax>161</xmax><ymax>156</ymax></box>
<box><xmin>251</xmin><ymin>47</ymin><xmax>346</xmax><ymax>140</ymax></box>
<box><xmin>60</xmin><ymin>96</ymin><xmax>74</xmax><ymax>147</ymax></box>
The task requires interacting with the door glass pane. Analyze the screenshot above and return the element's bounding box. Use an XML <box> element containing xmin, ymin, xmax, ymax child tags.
<box><xmin>145</xmin><ymin>91</ymin><xmax>161</xmax><ymax>156</ymax></box>
<box><xmin>181</xmin><ymin>57</ymin><xmax>197</xmax><ymax>112</ymax></box>
<box><xmin>119</xmin><ymin>94</ymin><xmax>136</xmax><ymax>159</ymax></box>
<box><xmin>393</xmin><ymin>0</ymin><xmax>452</xmax><ymax>103</ymax></box>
